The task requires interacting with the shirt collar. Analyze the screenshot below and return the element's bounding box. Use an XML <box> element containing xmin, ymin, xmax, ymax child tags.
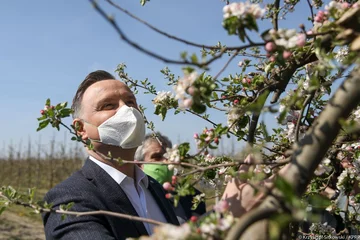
<box><xmin>89</xmin><ymin>155</ymin><xmax>148</xmax><ymax>188</ymax></box>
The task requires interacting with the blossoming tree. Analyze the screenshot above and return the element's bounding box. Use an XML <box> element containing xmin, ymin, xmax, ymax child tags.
<box><xmin>2</xmin><ymin>0</ymin><xmax>360</xmax><ymax>239</ymax></box>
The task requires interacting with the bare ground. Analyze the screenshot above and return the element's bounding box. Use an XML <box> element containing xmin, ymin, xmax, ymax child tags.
<box><xmin>0</xmin><ymin>211</ymin><xmax>45</xmax><ymax>240</ymax></box>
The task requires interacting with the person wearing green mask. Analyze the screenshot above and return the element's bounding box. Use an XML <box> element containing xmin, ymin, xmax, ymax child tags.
<box><xmin>135</xmin><ymin>132</ymin><xmax>206</xmax><ymax>222</ymax></box>
<box><xmin>136</xmin><ymin>133</ymin><xmax>173</xmax><ymax>184</ymax></box>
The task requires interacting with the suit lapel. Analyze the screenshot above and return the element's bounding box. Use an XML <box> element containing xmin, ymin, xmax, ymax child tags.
<box><xmin>147</xmin><ymin>177</ymin><xmax>180</xmax><ymax>226</ymax></box>
<box><xmin>81</xmin><ymin>159</ymin><xmax>149</xmax><ymax>237</ymax></box>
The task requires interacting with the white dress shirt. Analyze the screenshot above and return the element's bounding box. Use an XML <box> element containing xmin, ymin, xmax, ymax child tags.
<box><xmin>89</xmin><ymin>156</ymin><xmax>167</xmax><ymax>235</ymax></box>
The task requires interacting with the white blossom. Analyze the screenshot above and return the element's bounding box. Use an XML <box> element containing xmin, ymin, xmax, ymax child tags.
<box><xmin>314</xmin><ymin>158</ymin><xmax>333</xmax><ymax>176</ymax></box>
<box><xmin>152</xmin><ymin>91</ymin><xmax>175</xmax><ymax>108</ymax></box>
<box><xmin>218</xmin><ymin>166</ymin><xmax>228</xmax><ymax>175</ymax></box>
<box><xmin>336</xmin><ymin>167</ymin><xmax>360</xmax><ymax>191</ymax></box>
<box><xmin>271</xmin><ymin>29</ymin><xmax>305</xmax><ymax>49</ymax></box>
<box><xmin>204</xmin><ymin>154</ymin><xmax>216</xmax><ymax>163</ymax></box>
<box><xmin>174</xmin><ymin>72</ymin><xmax>198</xmax><ymax>100</ymax></box>
<box><xmin>164</xmin><ymin>144</ymin><xmax>180</xmax><ymax>163</ymax></box>
<box><xmin>200</xmin><ymin>223</ymin><xmax>217</xmax><ymax>236</ymax></box>
<box><xmin>353</xmin><ymin>107</ymin><xmax>360</xmax><ymax>120</ymax></box>
<box><xmin>223</xmin><ymin>2</ymin><xmax>265</xmax><ymax>20</ymax></box>
<box><xmin>152</xmin><ymin>223</ymin><xmax>191</xmax><ymax>240</ymax></box>
<box><xmin>309</xmin><ymin>222</ymin><xmax>336</xmax><ymax>236</ymax></box>
<box><xmin>227</xmin><ymin>107</ymin><xmax>242</xmax><ymax>132</ymax></box>
<box><xmin>335</xmin><ymin>46</ymin><xmax>349</xmax><ymax>63</ymax></box>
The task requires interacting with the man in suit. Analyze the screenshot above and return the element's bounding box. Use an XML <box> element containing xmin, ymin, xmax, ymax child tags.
<box><xmin>43</xmin><ymin>70</ymin><xmax>180</xmax><ymax>239</ymax></box>
<box><xmin>134</xmin><ymin>132</ymin><xmax>206</xmax><ymax>222</ymax></box>
<box><xmin>42</xmin><ymin>70</ymin><xmax>264</xmax><ymax>240</ymax></box>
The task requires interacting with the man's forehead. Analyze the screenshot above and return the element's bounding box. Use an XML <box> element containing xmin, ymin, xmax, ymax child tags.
<box><xmin>84</xmin><ymin>79</ymin><xmax>134</xmax><ymax>99</ymax></box>
<box><xmin>147</xmin><ymin>141</ymin><xmax>167</xmax><ymax>152</ymax></box>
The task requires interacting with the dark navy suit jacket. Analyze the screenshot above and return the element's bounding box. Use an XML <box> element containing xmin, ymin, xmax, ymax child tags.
<box><xmin>42</xmin><ymin>159</ymin><xmax>180</xmax><ymax>240</ymax></box>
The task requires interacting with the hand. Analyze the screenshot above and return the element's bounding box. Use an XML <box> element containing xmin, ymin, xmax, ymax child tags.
<box><xmin>221</xmin><ymin>155</ymin><xmax>290</xmax><ymax>217</ymax></box>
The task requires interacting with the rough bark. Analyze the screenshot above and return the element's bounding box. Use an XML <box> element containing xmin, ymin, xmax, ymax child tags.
<box><xmin>226</xmin><ymin>66</ymin><xmax>360</xmax><ymax>240</ymax></box>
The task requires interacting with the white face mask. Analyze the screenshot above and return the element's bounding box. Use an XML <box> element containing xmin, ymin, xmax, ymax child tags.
<box><xmin>86</xmin><ymin>105</ymin><xmax>146</xmax><ymax>149</ymax></box>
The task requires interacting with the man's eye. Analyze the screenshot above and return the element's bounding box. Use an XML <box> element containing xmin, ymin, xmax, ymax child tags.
<box><xmin>151</xmin><ymin>154</ymin><xmax>163</xmax><ymax>160</ymax></box>
<box><xmin>102</xmin><ymin>103</ymin><xmax>115</xmax><ymax>110</ymax></box>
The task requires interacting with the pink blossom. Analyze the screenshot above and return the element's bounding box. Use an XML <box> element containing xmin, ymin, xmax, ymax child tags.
<box><xmin>213</xmin><ymin>200</ymin><xmax>229</xmax><ymax>213</ymax></box>
<box><xmin>265</xmin><ymin>42</ymin><xmax>276</xmax><ymax>52</ymax></box>
<box><xmin>183</xmin><ymin>98</ymin><xmax>193</xmax><ymax>108</ymax></box>
<box><xmin>314</xmin><ymin>16</ymin><xmax>322</xmax><ymax>23</ymax></box>
<box><xmin>163</xmin><ymin>182</ymin><xmax>173</xmax><ymax>191</ymax></box>
<box><xmin>342</xmin><ymin>2</ymin><xmax>350</xmax><ymax>8</ymax></box>
<box><xmin>193</xmin><ymin>133</ymin><xmax>199</xmax><ymax>139</ymax></box>
<box><xmin>187</xmin><ymin>86</ymin><xmax>196</xmax><ymax>96</ymax></box>
<box><xmin>297</xmin><ymin>34</ymin><xmax>306</xmax><ymax>47</ymax></box>
<box><xmin>242</xmin><ymin>78</ymin><xmax>247</xmax><ymax>84</ymax></box>
<box><xmin>270</xmin><ymin>56</ymin><xmax>276</xmax><ymax>62</ymax></box>
<box><xmin>283</xmin><ymin>50</ymin><xmax>292</xmax><ymax>59</ymax></box>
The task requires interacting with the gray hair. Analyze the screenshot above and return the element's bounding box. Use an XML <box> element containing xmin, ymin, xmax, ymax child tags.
<box><xmin>134</xmin><ymin>132</ymin><xmax>172</xmax><ymax>161</ymax></box>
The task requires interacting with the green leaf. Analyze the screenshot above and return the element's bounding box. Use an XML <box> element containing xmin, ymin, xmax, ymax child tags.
<box><xmin>55</xmin><ymin>103</ymin><xmax>62</xmax><ymax>111</ymax></box>
<box><xmin>37</xmin><ymin>115</ymin><xmax>47</xmax><ymax>121</ymax></box>
<box><xmin>308</xmin><ymin>194</ymin><xmax>331</xmax><ymax>209</ymax></box>
<box><xmin>260</xmin><ymin>122</ymin><xmax>270</xmax><ymax>142</ymax></box>
<box><xmin>45</xmin><ymin>98</ymin><xmax>51</xmax><ymax>107</ymax></box>
<box><xmin>274</xmin><ymin>176</ymin><xmax>295</xmax><ymax>204</ymax></box>
<box><xmin>247</xmin><ymin>90</ymin><xmax>269</xmax><ymax>114</ymax></box>
<box><xmin>60</xmin><ymin>102</ymin><xmax>68</xmax><ymax>108</ymax></box>
<box><xmin>192</xmin><ymin>103</ymin><xmax>206</xmax><ymax>114</ymax></box>
<box><xmin>140</xmin><ymin>0</ymin><xmax>149</xmax><ymax>6</ymax></box>
<box><xmin>190</xmin><ymin>54</ymin><xmax>198</xmax><ymax>64</ymax></box>
<box><xmin>178</xmin><ymin>143</ymin><xmax>190</xmax><ymax>157</ymax></box>
<box><xmin>28</xmin><ymin>188</ymin><xmax>35</xmax><ymax>202</ymax></box>
<box><xmin>37</xmin><ymin>119</ymin><xmax>50</xmax><ymax>132</ymax></box>
<box><xmin>59</xmin><ymin>108</ymin><xmax>73</xmax><ymax>118</ymax></box>
<box><xmin>0</xmin><ymin>206</ymin><xmax>6</xmax><ymax>215</ymax></box>
<box><xmin>180</xmin><ymin>51</ymin><xmax>188</xmax><ymax>60</ymax></box>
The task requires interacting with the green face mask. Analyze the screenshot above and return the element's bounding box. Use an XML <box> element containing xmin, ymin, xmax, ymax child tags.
<box><xmin>143</xmin><ymin>163</ymin><xmax>174</xmax><ymax>185</ymax></box>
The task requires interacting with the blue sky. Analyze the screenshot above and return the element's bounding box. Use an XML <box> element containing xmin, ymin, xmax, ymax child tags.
<box><xmin>0</xmin><ymin>0</ymin><xmax>311</xmax><ymax>157</ymax></box>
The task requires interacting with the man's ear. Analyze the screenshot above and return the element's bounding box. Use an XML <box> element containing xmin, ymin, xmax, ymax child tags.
<box><xmin>73</xmin><ymin>119</ymin><xmax>88</xmax><ymax>140</ymax></box>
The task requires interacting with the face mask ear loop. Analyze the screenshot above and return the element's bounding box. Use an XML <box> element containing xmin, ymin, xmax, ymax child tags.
<box><xmin>80</xmin><ymin>119</ymin><xmax>102</xmax><ymax>144</ymax></box>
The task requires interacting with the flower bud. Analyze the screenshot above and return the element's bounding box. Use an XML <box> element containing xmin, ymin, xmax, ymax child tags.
<box><xmin>190</xmin><ymin>216</ymin><xmax>198</xmax><ymax>222</ymax></box>
<box><xmin>187</xmin><ymin>86</ymin><xmax>196</xmax><ymax>96</ymax></box>
<box><xmin>183</xmin><ymin>98</ymin><xmax>193</xmax><ymax>108</ymax></box>
<box><xmin>171</xmin><ymin>176</ymin><xmax>177</xmax><ymax>185</ymax></box>
<box><xmin>265</xmin><ymin>42</ymin><xmax>276</xmax><ymax>52</ymax></box>
<box><xmin>163</xmin><ymin>182</ymin><xmax>173</xmax><ymax>191</ymax></box>
<box><xmin>283</xmin><ymin>51</ymin><xmax>292</xmax><ymax>59</ymax></box>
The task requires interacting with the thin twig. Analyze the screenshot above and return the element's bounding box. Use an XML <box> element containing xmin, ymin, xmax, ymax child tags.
<box><xmin>295</xmin><ymin>92</ymin><xmax>314</xmax><ymax>142</ymax></box>
<box><xmin>90</xmin><ymin>0</ymin><xmax>264</xmax><ymax>67</ymax></box>
<box><xmin>273</xmin><ymin>0</ymin><xmax>280</xmax><ymax>31</ymax></box>
<box><xmin>0</xmin><ymin>193</ymin><xmax>164</xmax><ymax>226</ymax></box>
<box><xmin>105</xmin><ymin>0</ymin><xmax>238</xmax><ymax>50</ymax></box>
<box><xmin>213</xmin><ymin>50</ymin><xmax>240</xmax><ymax>80</ymax></box>
<box><xmin>306</xmin><ymin>0</ymin><xmax>315</xmax><ymax>23</ymax></box>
